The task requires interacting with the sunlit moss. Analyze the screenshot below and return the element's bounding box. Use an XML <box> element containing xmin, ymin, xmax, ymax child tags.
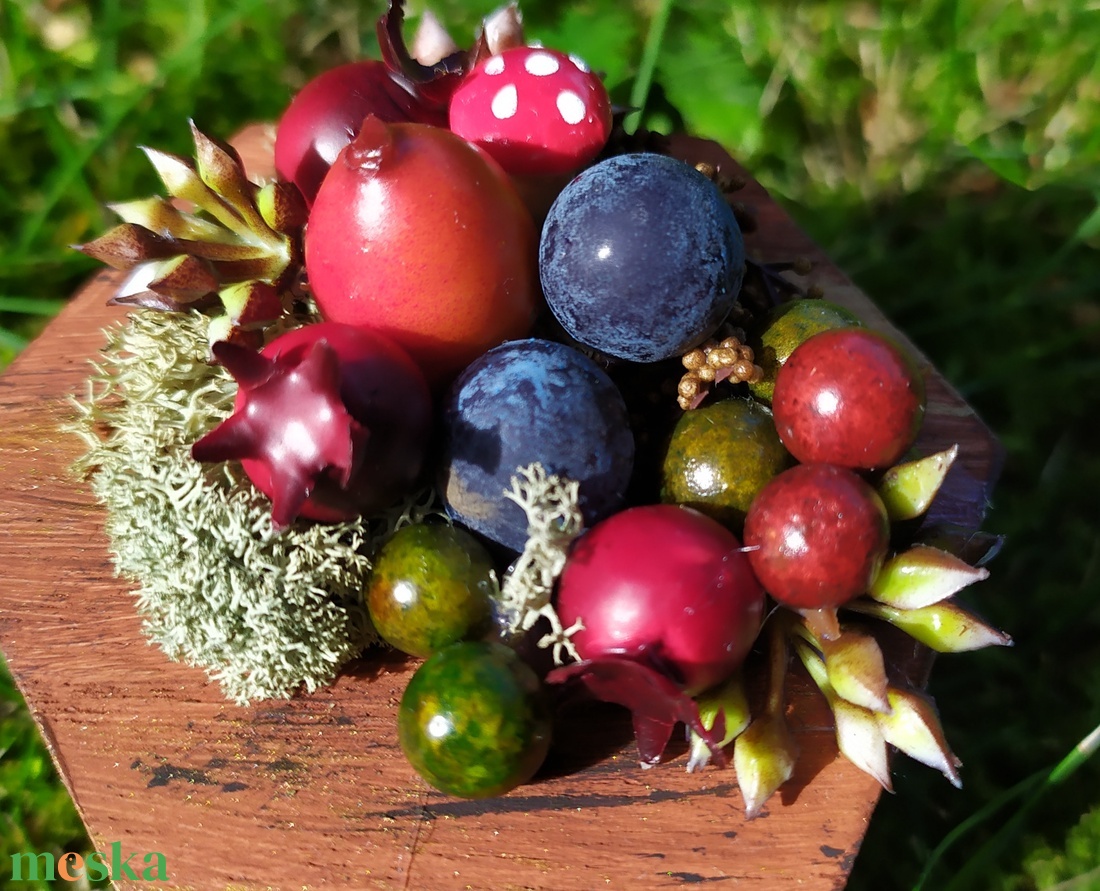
<box><xmin>69</xmin><ymin>309</ymin><xmax>442</xmax><ymax>704</ymax></box>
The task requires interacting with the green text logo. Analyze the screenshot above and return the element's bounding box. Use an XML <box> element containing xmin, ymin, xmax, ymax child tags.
<box><xmin>9</xmin><ymin>843</ymin><xmax>168</xmax><ymax>883</ymax></box>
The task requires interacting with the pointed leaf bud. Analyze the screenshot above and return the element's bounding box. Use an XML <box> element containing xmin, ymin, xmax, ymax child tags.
<box><xmin>219</xmin><ymin>281</ymin><xmax>284</xmax><ymax>330</ymax></box>
<box><xmin>877</xmin><ymin>444</ymin><xmax>958</xmax><ymax>521</ymax></box>
<box><xmin>878</xmin><ymin>687</ymin><xmax>962</xmax><ymax>788</ymax></box>
<box><xmin>190</xmin><ymin>121</ymin><xmax>270</xmax><ymax>235</ymax></box>
<box><xmin>687</xmin><ymin>671</ymin><xmax>751</xmax><ymax>772</ymax></box>
<box><xmin>734</xmin><ymin>713</ymin><xmax>798</xmax><ymax>819</ymax></box>
<box><xmin>821</xmin><ymin>629</ymin><xmax>891</xmax><ymax>713</ymax></box>
<box><xmin>142</xmin><ymin>144</ymin><xmax>244</xmax><ymax>235</ymax></box>
<box><xmin>847</xmin><ymin>599</ymin><xmax>1013</xmax><ymax>653</ymax></box>
<box><xmin>793</xmin><ymin>636</ymin><xmax>892</xmax><ymax>787</ymax></box>
<box><xmin>869</xmin><ymin>545</ymin><xmax>990</xmax><ymax>609</ymax></box>
<box><xmin>146</xmin><ymin>254</ymin><xmax>220</xmax><ymax>302</ymax></box>
<box><xmin>108</xmin><ymin>198</ymin><xmax>228</xmax><ymax>243</ymax></box>
<box><xmin>833</xmin><ymin>697</ymin><xmax>893</xmax><ymax>791</ymax></box>
<box><xmin>256</xmin><ymin>181</ymin><xmax>309</xmax><ymax>233</ymax></box>
<box><xmin>76</xmin><ymin>223</ymin><xmax>176</xmax><ymax>269</ymax></box>
<box><xmin>482</xmin><ymin>3</ymin><xmax>526</xmax><ymax>55</ymax></box>
<box><xmin>411</xmin><ymin>8</ymin><xmax>459</xmax><ymax>64</ymax></box>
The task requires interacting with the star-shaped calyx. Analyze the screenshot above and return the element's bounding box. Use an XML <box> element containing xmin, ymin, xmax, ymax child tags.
<box><xmin>192</xmin><ymin>338</ymin><xmax>368</xmax><ymax>528</ymax></box>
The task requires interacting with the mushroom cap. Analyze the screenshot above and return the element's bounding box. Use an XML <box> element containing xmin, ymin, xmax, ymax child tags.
<box><xmin>449</xmin><ymin>46</ymin><xmax>613</xmax><ymax>177</ymax></box>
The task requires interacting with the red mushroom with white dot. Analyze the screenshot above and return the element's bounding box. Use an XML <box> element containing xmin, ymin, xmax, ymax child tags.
<box><xmin>448</xmin><ymin>45</ymin><xmax>613</xmax><ymax>178</ymax></box>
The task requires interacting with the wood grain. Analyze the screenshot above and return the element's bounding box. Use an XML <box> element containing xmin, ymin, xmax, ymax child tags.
<box><xmin>0</xmin><ymin>135</ymin><xmax>1001</xmax><ymax>890</ymax></box>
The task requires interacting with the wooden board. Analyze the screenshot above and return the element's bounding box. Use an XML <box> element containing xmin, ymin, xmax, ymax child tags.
<box><xmin>0</xmin><ymin>135</ymin><xmax>1002</xmax><ymax>890</ymax></box>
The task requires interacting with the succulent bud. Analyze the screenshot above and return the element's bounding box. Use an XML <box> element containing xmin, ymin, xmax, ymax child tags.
<box><xmin>847</xmin><ymin>599</ymin><xmax>1012</xmax><ymax>653</ymax></box>
<box><xmin>869</xmin><ymin>545</ymin><xmax>990</xmax><ymax>610</ymax></box>
<box><xmin>734</xmin><ymin>713</ymin><xmax>798</xmax><ymax>819</ymax></box>
<box><xmin>877</xmin><ymin>444</ymin><xmax>959</xmax><ymax>521</ymax></box>
<box><xmin>877</xmin><ymin>687</ymin><xmax>962</xmax><ymax>788</ymax></box>
<box><xmin>833</xmin><ymin>696</ymin><xmax>892</xmax><ymax>791</ymax></box>
<box><xmin>820</xmin><ymin>629</ymin><xmax>891</xmax><ymax>714</ymax></box>
<box><xmin>76</xmin><ymin>122</ymin><xmax>305</xmax><ymax>346</ymax></box>
<box><xmin>687</xmin><ymin>671</ymin><xmax>751</xmax><ymax>772</ymax></box>
<box><xmin>793</xmin><ymin>635</ymin><xmax>890</xmax><ymax>789</ymax></box>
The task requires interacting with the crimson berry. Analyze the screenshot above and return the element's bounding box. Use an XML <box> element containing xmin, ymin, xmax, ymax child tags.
<box><xmin>743</xmin><ymin>463</ymin><xmax>890</xmax><ymax>610</ymax></box>
<box><xmin>772</xmin><ymin>327</ymin><xmax>925</xmax><ymax>470</ymax></box>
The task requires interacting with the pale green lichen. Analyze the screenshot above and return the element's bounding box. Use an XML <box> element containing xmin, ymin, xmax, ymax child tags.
<box><xmin>70</xmin><ymin>309</ymin><xmax>439</xmax><ymax>704</ymax></box>
<box><xmin>497</xmin><ymin>462</ymin><xmax>585</xmax><ymax>663</ymax></box>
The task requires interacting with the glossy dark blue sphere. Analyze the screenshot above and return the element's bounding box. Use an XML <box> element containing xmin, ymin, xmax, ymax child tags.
<box><xmin>440</xmin><ymin>339</ymin><xmax>634</xmax><ymax>552</ymax></box>
<box><xmin>539</xmin><ymin>152</ymin><xmax>745</xmax><ymax>362</ymax></box>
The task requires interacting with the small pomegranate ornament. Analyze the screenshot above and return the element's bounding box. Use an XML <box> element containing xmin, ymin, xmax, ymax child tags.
<box><xmin>304</xmin><ymin>117</ymin><xmax>541</xmax><ymax>386</ymax></box>
<box><xmin>192</xmin><ymin>322</ymin><xmax>433</xmax><ymax>527</ymax></box>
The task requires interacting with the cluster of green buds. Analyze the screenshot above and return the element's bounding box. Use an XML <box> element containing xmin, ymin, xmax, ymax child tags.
<box><xmin>688</xmin><ymin>444</ymin><xmax>1011</xmax><ymax>818</ymax></box>
<box><xmin>76</xmin><ymin>122</ymin><xmax>309</xmax><ymax>348</ymax></box>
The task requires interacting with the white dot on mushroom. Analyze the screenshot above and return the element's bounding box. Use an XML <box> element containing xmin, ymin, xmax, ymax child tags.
<box><xmin>525</xmin><ymin>51</ymin><xmax>561</xmax><ymax>76</ymax></box>
<box><xmin>556</xmin><ymin>90</ymin><xmax>587</xmax><ymax>125</ymax></box>
<box><xmin>568</xmin><ymin>54</ymin><xmax>590</xmax><ymax>73</ymax></box>
<box><xmin>491</xmin><ymin>84</ymin><xmax>519</xmax><ymax>120</ymax></box>
<box><xmin>484</xmin><ymin>55</ymin><xmax>506</xmax><ymax>76</ymax></box>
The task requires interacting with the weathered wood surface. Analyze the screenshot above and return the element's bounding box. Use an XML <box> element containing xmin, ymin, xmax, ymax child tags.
<box><xmin>0</xmin><ymin>134</ymin><xmax>1001</xmax><ymax>890</ymax></box>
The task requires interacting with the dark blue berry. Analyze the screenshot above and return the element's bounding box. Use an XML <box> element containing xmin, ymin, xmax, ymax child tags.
<box><xmin>539</xmin><ymin>152</ymin><xmax>745</xmax><ymax>362</ymax></box>
<box><xmin>439</xmin><ymin>339</ymin><xmax>634</xmax><ymax>552</ymax></box>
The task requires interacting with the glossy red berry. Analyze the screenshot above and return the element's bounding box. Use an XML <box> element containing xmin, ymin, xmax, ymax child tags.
<box><xmin>191</xmin><ymin>322</ymin><xmax>432</xmax><ymax>527</ymax></box>
<box><xmin>743</xmin><ymin>463</ymin><xmax>890</xmax><ymax>610</ymax></box>
<box><xmin>772</xmin><ymin>327</ymin><xmax>925</xmax><ymax>470</ymax></box>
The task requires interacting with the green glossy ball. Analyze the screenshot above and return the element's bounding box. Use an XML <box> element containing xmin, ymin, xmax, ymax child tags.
<box><xmin>398</xmin><ymin>641</ymin><xmax>553</xmax><ymax>798</ymax></box>
<box><xmin>660</xmin><ymin>397</ymin><xmax>792</xmax><ymax>530</ymax></box>
<box><xmin>366</xmin><ymin>523</ymin><xmax>495</xmax><ymax>658</ymax></box>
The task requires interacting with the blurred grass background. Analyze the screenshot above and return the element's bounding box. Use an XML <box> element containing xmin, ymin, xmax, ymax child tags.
<box><xmin>1</xmin><ymin>0</ymin><xmax>1098</xmax><ymax>887</ymax></box>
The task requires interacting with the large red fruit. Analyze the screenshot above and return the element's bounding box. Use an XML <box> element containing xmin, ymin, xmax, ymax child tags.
<box><xmin>772</xmin><ymin>327</ymin><xmax>925</xmax><ymax>469</ymax></box>
<box><xmin>743</xmin><ymin>463</ymin><xmax>890</xmax><ymax>610</ymax></box>
<box><xmin>304</xmin><ymin>117</ymin><xmax>541</xmax><ymax>386</ymax></box>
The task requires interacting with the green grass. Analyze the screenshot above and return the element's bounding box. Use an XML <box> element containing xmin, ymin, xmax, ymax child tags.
<box><xmin>2</xmin><ymin>1</ymin><xmax>1099</xmax><ymax>887</ymax></box>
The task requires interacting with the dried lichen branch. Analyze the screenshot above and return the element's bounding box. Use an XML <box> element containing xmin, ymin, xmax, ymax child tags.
<box><xmin>497</xmin><ymin>462</ymin><xmax>585</xmax><ymax>663</ymax></box>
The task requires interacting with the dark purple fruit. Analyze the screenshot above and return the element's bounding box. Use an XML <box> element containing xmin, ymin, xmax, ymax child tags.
<box><xmin>539</xmin><ymin>153</ymin><xmax>744</xmax><ymax>362</ymax></box>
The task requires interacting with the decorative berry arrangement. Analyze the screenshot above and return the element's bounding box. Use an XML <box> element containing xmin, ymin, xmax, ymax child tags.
<box><xmin>71</xmin><ymin>0</ymin><xmax>1010</xmax><ymax>819</ymax></box>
